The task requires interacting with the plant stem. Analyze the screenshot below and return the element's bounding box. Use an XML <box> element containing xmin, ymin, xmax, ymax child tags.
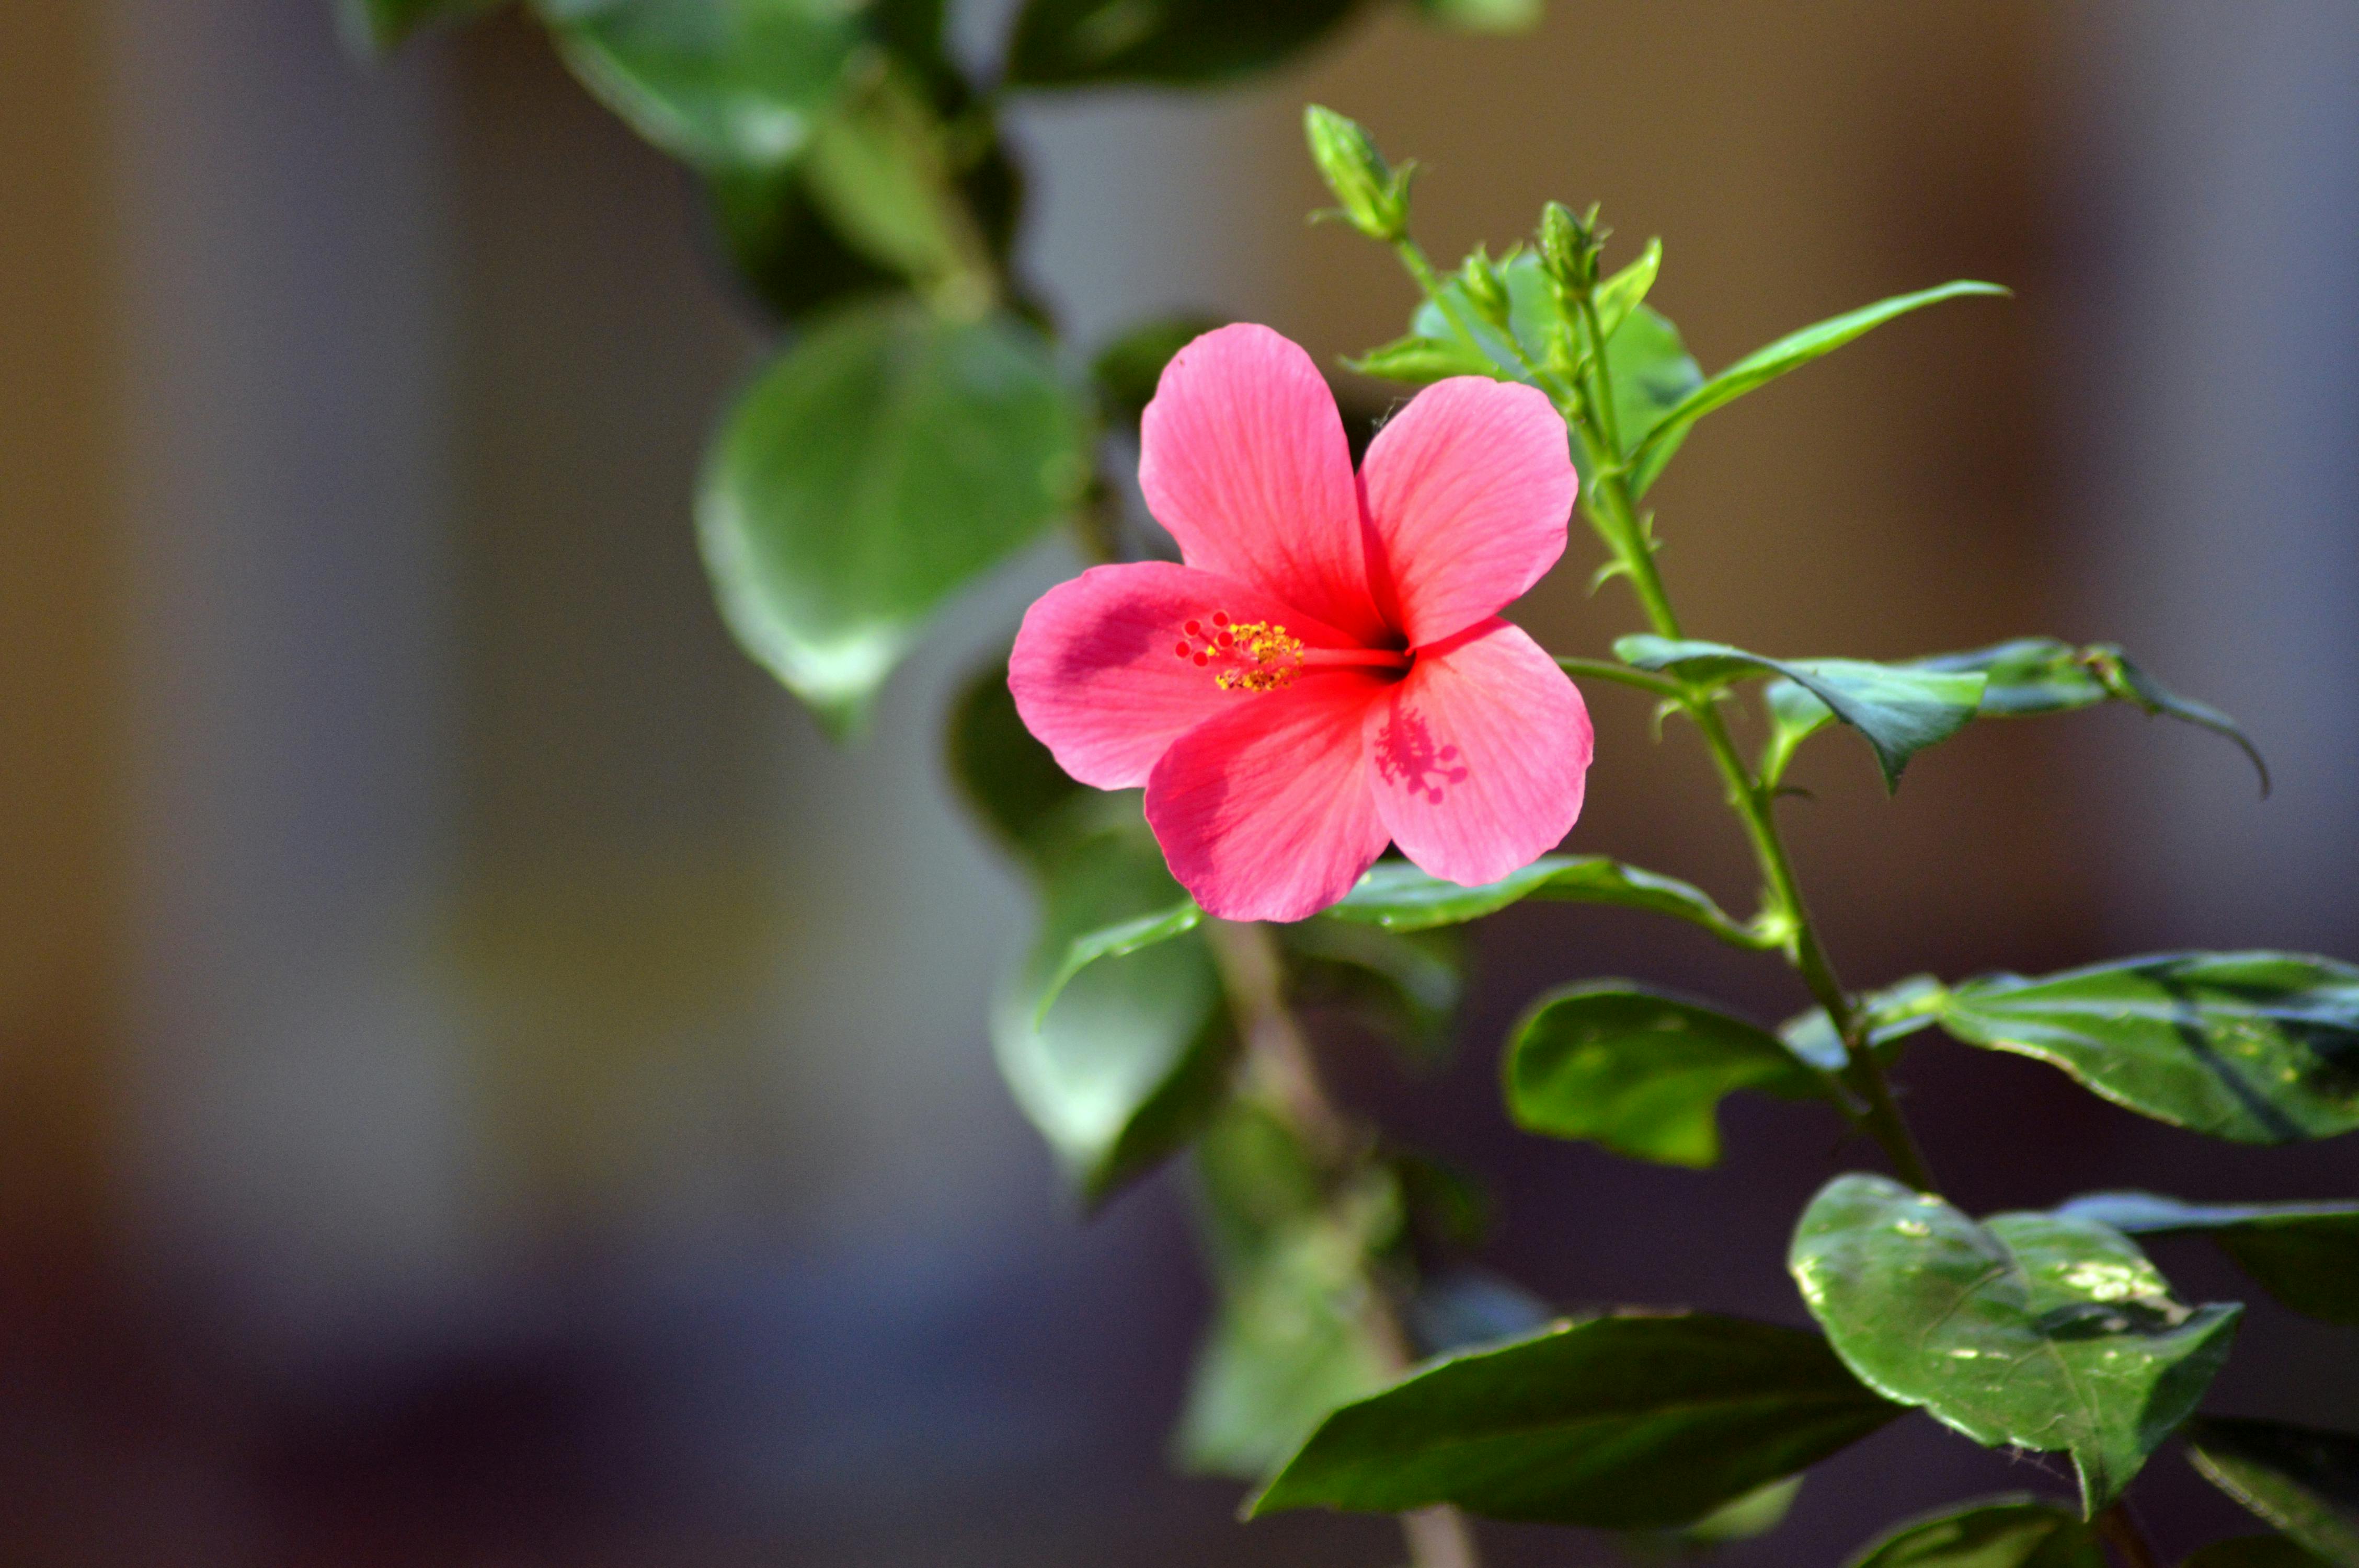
<box><xmin>2095</xmin><ymin>1503</ymin><xmax>2165</xmax><ymax>1568</ymax></box>
<box><xmin>1203</xmin><ymin>919</ymin><xmax>1483</xmax><ymax>1568</ymax></box>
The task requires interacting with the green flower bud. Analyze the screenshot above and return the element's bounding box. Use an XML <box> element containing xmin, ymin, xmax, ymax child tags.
<box><xmin>1459</xmin><ymin>245</ymin><xmax>1513</xmax><ymax>330</ymax></box>
<box><xmin>1304</xmin><ymin>105</ymin><xmax>1410</xmax><ymax>243</ymax></box>
<box><xmin>1538</xmin><ymin>200</ymin><xmax>1600</xmax><ymax>292</ymax></box>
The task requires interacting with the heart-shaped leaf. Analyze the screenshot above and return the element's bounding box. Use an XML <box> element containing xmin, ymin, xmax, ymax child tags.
<box><xmin>700</xmin><ymin>299</ymin><xmax>1089</xmax><ymax>733</ymax></box>
<box><xmin>1321</xmin><ymin>855</ymin><xmax>1763</xmax><ymax>948</ymax></box>
<box><xmin>2184</xmin><ymin>1419</ymin><xmax>2359</xmax><ymax>1567</ymax></box>
<box><xmin>1505</xmin><ymin>983</ymin><xmax>1826</xmax><ymax>1168</ymax></box>
<box><xmin>2053</xmin><ymin>1192</ymin><xmax>2359</xmax><ymax>1327</ymax></box>
<box><xmin>1251</xmin><ymin>1313</ymin><xmax>1904</xmax><ymax>1527</ymax></box>
<box><xmin>1937</xmin><ymin>953</ymin><xmax>2359</xmax><ymax>1144</ymax></box>
<box><xmin>1619</xmin><ymin>636</ymin><xmax>1986</xmax><ymax>791</ymax></box>
<box><xmin>1843</xmin><ymin>1496</ymin><xmax>2104</xmax><ymax>1568</ymax></box>
<box><xmin>1791</xmin><ymin>1174</ymin><xmax>2242</xmax><ymax>1513</ymax></box>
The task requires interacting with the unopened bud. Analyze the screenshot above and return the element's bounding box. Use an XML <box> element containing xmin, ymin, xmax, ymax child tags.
<box><xmin>1538</xmin><ymin>200</ymin><xmax>1600</xmax><ymax>292</ymax></box>
<box><xmin>1459</xmin><ymin>245</ymin><xmax>1513</xmax><ymax>329</ymax></box>
<box><xmin>1304</xmin><ymin>105</ymin><xmax>1410</xmax><ymax>242</ymax></box>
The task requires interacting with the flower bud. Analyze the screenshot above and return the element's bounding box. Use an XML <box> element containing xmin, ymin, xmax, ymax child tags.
<box><xmin>1304</xmin><ymin>105</ymin><xmax>1410</xmax><ymax>243</ymax></box>
<box><xmin>1538</xmin><ymin>200</ymin><xmax>1601</xmax><ymax>293</ymax></box>
<box><xmin>1459</xmin><ymin>245</ymin><xmax>1513</xmax><ymax>330</ymax></box>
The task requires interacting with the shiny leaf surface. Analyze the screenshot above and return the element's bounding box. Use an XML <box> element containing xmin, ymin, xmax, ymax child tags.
<box><xmin>1322</xmin><ymin>855</ymin><xmax>1763</xmax><ymax>947</ymax></box>
<box><xmin>1506</xmin><ymin>983</ymin><xmax>1824</xmax><ymax>1168</ymax></box>
<box><xmin>1938</xmin><ymin>953</ymin><xmax>2359</xmax><ymax>1144</ymax></box>
<box><xmin>1842</xmin><ymin>1496</ymin><xmax>2104</xmax><ymax>1568</ymax></box>
<box><xmin>1791</xmin><ymin>1174</ymin><xmax>2242</xmax><ymax>1513</ymax></box>
<box><xmin>2184</xmin><ymin>1419</ymin><xmax>2359</xmax><ymax>1567</ymax></box>
<box><xmin>1251</xmin><ymin>1313</ymin><xmax>1903</xmax><ymax>1527</ymax></box>
<box><xmin>700</xmin><ymin>300</ymin><xmax>1089</xmax><ymax>731</ymax></box>
<box><xmin>2053</xmin><ymin>1192</ymin><xmax>2359</xmax><ymax>1325</ymax></box>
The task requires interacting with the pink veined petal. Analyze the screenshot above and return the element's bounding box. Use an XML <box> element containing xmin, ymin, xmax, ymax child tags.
<box><xmin>1362</xmin><ymin>619</ymin><xmax>1591</xmax><ymax>887</ymax></box>
<box><xmin>1010</xmin><ymin>561</ymin><xmax>1361</xmax><ymax>790</ymax></box>
<box><xmin>1138</xmin><ymin>324</ymin><xmax>1390</xmax><ymax>647</ymax></box>
<box><xmin>1144</xmin><ymin>672</ymin><xmax>1392</xmax><ymax>923</ymax></box>
<box><xmin>1358</xmin><ymin>376</ymin><xmax>1576</xmax><ymax>647</ymax></box>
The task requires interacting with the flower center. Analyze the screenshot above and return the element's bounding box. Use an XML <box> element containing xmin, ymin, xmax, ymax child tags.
<box><xmin>1174</xmin><ymin>612</ymin><xmax>1304</xmax><ymax>693</ymax></box>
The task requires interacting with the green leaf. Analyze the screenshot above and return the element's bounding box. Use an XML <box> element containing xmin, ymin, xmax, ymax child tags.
<box><xmin>1909</xmin><ymin>638</ymin><xmax>2269</xmax><ymax>794</ymax></box>
<box><xmin>991</xmin><ymin>824</ymin><xmax>1233</xmax><ymax>1204</ymax></box>
<box><xmin>336</xmin><ymin>0</ymin><xmax>507</xmax><ymax>54</ymax></box>
<box><xmin>706</xmin><ymin>165</ymin><xmax>900</xmax><ymax>322</ymax></box>
<box><xmin>799</xmin><ymin>66</ymin><xmax>997</xmax><ymax>314</ymax></box>
<box><xmin>1505</xmin><ymin>983</ymin><xmax>1825</xmax><ymax>1168</ymax></box>
<box><xmin>2184</xmin><ymin>1419</ymin><xmax>2359</xmax><ymax>1567</ymax></box>
<box><xmin>1250</xmin><ymin>1312</ymin><xmax>1903</xmax><ymax>1527</ymax></box>
<box><xmin>1345</xmin><ymin>332</ymin><xmax>1498</xmax><ymax>386</ymax></box>
<box><xmin>944</xmin><ymin>654</ymin><xmax>1086</xmax><ymax>865</ymax></box>
<box><xmin>1842</xmin><ymin>1496</ymin><xmax>2104</xmax><ymax>1568</ymax></box>
<box><xmin>1791</xmin><ymin>1173</ymin><xmax>2242</xmax><ymax>1513</ymax></box>
<box><xmin>1175</xmin><ymin>1105</ymin><xmax>1398</xmax><ymax>1478</ymax></box>
<box><xmin>1627</xmin><ymin>281</ymin><xmax>2008</xmax><ymax>495</ymax></box>
<box><xmin>536</xmin><ymin>0</ymin><xmax>865</xmax><ymax>173</ymax></box>
<box><xmin>1091</xmin><ymin>314</ymin><xmax>1223</xmax><ymax>428</ymax></box>
<box><xmin>1618</xmin><ymin>636</ymin><xmax>1986</xmax><ymax>791</ymax></box>
<box><xmin>2053</xmin><ymin>1192</ymin><xmax>2359</xmax><ymax>1326</ymax></box>
<box><xmin>1321</xmin><ymin>855</ymin><xmax>1765</xmax><ymax>948</ymax></box>
<box><xmin>700</xmin><ymin>299</ymin><xmax>1090</xmax><ymax>732</ymax></box>
<box><xmin>1672</xmin><ymin>1474</ymin><xmax>1804</xmax><ymax>1546</ymax></box>
<box><xmin>1591</xmin><ymin>238</ymin><xmax>1663</xmax><ymax>342</ymax></box>
<box><xmin>1279</xmin><ymin>919</ymin><xmax>1462</xmax><ymax>1063</ymax></box>
<box><xmin>1937</xmin><ymin>952</ymin><xmax>2359</xmax><ymax>1144</ymax></box>
<box><xmin>1005</xmin><ymin>0</ymin><xmax>1360</xmax><ymax>86</ymax></box>
<box><xmin>2183</xmin><ymin>1538</ymin><xmax>2338</xmax><ymax>1568</ymax></box>
<box><xmin>1779</xmin><ymin>974</ymin><xmax>1948</xmax><ymax>1073</ymax></box>
<box><xmin>1410</xmin><ymin>0</ymin><xmax>1539</xmax><ymax>32</ymax></box>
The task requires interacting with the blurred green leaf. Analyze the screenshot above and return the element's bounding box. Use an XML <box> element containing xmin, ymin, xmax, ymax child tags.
<box><xmin>1176</xmin><ymin>1105</ymin><xmax>1398</xmax><ymax>1478</ymax></box>
<box><xmin>2053</xmin><ymin>1192</ymin><xmax>2359</xmax><ymax>1326</ymax></box>
<box><xmin>1505</xmin><ymin>982</ymin><xmax>1825</xmax><ymax>1168</ymax></box>
<box><xmin>1322</xmin><ymin>855</ymin><xmax>1765</xmax><ymax>948</ymax></box>
<box><xmin>1410</xmin><ymin>0</ymin><xmax>1538</xmax><ymax>32</ymax></box>
<box><xmin>1669</xmin><ymin>1474</ymin><xmax>1804</xmax><ymax>1548</ymax></box>
<box><xmin>1092</xmin><ymin>314</ymin><xmax>1224</xmax><ymax>428</ymax></box>
<box><xmin>536</xmin><ymin>0</ymin><xmax>866</xmax><ymax>172</ymax></box>
<box><xmin>2184</xmin><ymin>1419</ymin><xmax>2359</xmax><ymax>1567</ymax></box>
<box><xmin>1280</xmin><ymin>919</ymin><xmax>1462</xmax><ymax>1063</ymax></box>
<box><xmin>1791</xmin><ymin>1173</ymin><xmax>2242</xmax><ymax>1514</ymax></box>
<box><xmin>944</xmin><ymin>654</ymin><xmax>1086</xmax><ymax>866</ymax></box>
<box><xmin>1937</xmin><ymin>952</ymin><xmax>2359</xmax><ymax>1144</ymax></box>
<box><xmin>337</xmin><ymin>0</ymin><xmax>507</xmax><ymax>54</ymax></box>
<box><xmin>2183</xmin><ymin>1538</ymin><xmax>2339</xmax><ymax>1568</ymax></box>
<box><xmin>1006</xmin><ymin>0</ymin><xmax>1360</xmax><ymax>86</ymax></box>
<box><xmin>700</xmin><ymin>299</ymin><xmax>1089</xmax><ymax>731</ymax></box>
<box><xmin>1250</xmin><ymin>1313</ymin><xmax>1902</xmax><ymax>1527</ymax></box>
<box><xmin>801</xmin><ymin>65</ymin><xmax>998</xmax><ymax>313</ymax></box>
<box><xmin>1591</xmin><ymin>238</ymin><xmax>1663</xmax><ymax>342</ymax></box>
<box><xmin>1778</xmin><ymin>974</ymin><xmax>1948</xmax><ymax>1073</ymax></box>
<box><xmin>1841</xmin><ymin>1496</ymin><xmax>2103</xmax><ymax>1568</ymax></box>
<box><xmin>1619</xmin><ymin>635</ymin><xmax>1986</xmax><ymax>791</ymax></box>
<box><xmin>706</xmin><ymin>165</ymin><xmax>900</xmax><ymax>321</ymax></box>
<box><xmin>992</xmin><ymin>823</ymin><xmax>1233</xmax><ymax>1204</ymax></box>
<box><xmin>1346</xmin><ymin>332</ymin><xmax>1494</xmax><ymax>385</ymax></box>
<box><xmin>1626</xmin><ymin>280</ymin><xmax>2008</xmax><ymax>494</ymax></box>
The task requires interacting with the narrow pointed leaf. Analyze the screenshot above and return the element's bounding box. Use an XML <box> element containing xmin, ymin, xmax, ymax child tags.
<box><xmin>1251</xmin><ymin>1313</ymin><xmax>1904</xmax><ymax>1527</ymax></box>
<box><xmin>1506</xmin><ymin>983</ymin><xmax>1826</xmax><ymax>1168</ymax></box>
<box><xmin>1937</xmin><ymin>952</ymin><xmax>2359</xmax><ymax>1144</ymax></box>
<box><xmin>1791</xmin><ymin>1174</ymin><xmax>2242</xmax><ymax>1514</ymax></box>
<box><xmin>1321</xmin><ymin>855</ymin><xmax>1764</xmax><ymax>947</ymax></box>
<box><xmin>1843</xmin><ymin>1496</ymin><xmax>2104</xmax><ymax>1568</ymax></box>
<box><xmin>1591</xmin><ymin>238</ymin><xmax>1663</xmax><ymax>342</ymax></box>
<box><xmin>2053</xmin><ymin>1192</ymin><xmax>2359</xmax><ymax>1326</ymax></box>
<box><xmin>2184</xmin><ymin>1419</ymin><xmax>2359</xmax><ymax>1567</ymax></box>
<box><xmin>1627</xmin><ymin>281</ymin><xmax>2009</xmax><ymax>494</ymax></box>
<box><xmin>1619</xmin><ymin>636</ymin><xmax>1985</xmax><ymax>790</ymax></box>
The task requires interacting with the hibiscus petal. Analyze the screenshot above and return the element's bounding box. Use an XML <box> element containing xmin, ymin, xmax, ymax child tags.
<box><xmin>1363</xmin><ymin>619</ymin><xmax>1591</xmax><ymax>886</ymax></box>
<box><xmin>1010</xmin><ymin>561</ymin><xmax>1361</xmax><ymax>790</ymax></box>
<box><xmin>1359</xmin><ymin>376</ymin><xmax>1575</xmax><ymax>648</ymax></box>
<box><xmin>1145</xmin><ymin>672</ymin><xmax>1392</xmax><ymax>922</ymax></box>
<box><xmin>1139</xmin><ymin>324</ymin><xmax>1390</xmax><ymax>647</ymax></box>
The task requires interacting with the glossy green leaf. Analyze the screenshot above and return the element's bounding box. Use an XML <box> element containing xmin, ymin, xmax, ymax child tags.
<box><xmin>1791</xmin><ymin>1174</ymin><xmax>2242</xmax><ymax>1513</ymax></box>
<box><xmin>1006</xmin><ymin>0</ymin><xmax>1359</xmax><ymax>87</ymax></box>
<box><xmin>1251</xmin><ymin>1312</ymin><xmax>1902</xmax><ymax>1527</ymax></box>
<box><xmin>2183</xmin><ymin>1537</ymin><xmax>2338</xmax><ymax>1568</ymax></box>
<box><xmin>700</xmin><ymin>299</ymin><xmax>1090</xmax><ymax>732</ymax></box>
<box><xmin>991</xmin><ymin>824</ymin><xmax>1233</xmax><ymax>1203</ymax></box>
<box><xmin>1627</xmin><ymin>281</ymin><xmax>2009</xmax><ymax>494</ymax></box>
<box><xmin>1176</xmin><ymin>1105</ymin><xmax>1398</xmax><ymax>1478</ymax></box>
<box><xmin>1619</xmin><ymin>636</ymin><xmax>1986</xmax><ymax>791</ymax></box>
<box><xmin>1092</xmin><ymin>314</ymin><xmax>1223</xmax><ymax>427</ymax></box>
<box><xmin>537</xmin><ymin>0</ymin><xmax>865</xmax><ymax>173</ymax></box>
<box><xmin>1505</xmin><ymin>983</ymin><xmax>1824</xmax><ymax>1168</ymax></box>
<box><xmin>2053</xmin><ymin>1192</ymin><xmax>2359</xmax><ymax>1326</ymax></box>
<box><xmin>1910</xmin><ymin>638</ymin><xmax>2269</xmax><ymax>794</ymax></box>
<box><xmin>2184</xmin><ymin>1419</ymin><xmax>2359</xmax><ymax>1567</ymax></box>
<box><xmin>944</xmin><ymin>654</ymin><xmax>1085</xmax><ymax>866</ymax></box>
<box><xmin>1779</xmin><ymin>974</ymin><xmax>1948</xmax><ymax>1073</ymax></box>
<box><xmin>1321</xmin><ymin>855</ymin><xmax>1764</xmax><ymax>947</ymax></box>
<box><xmin>1280</xmin><ymin>919</ymin><xmax>1462</xmax><ymax>1063</ymax></box>
<box><xmin>1842</xmin><ymin>1496</ymin><xmax>2104</xmax><ymax>1568</ymax></box>
<box><xmin>1938</xmin><ymin>952</ymin><xmax>2359</xmax><ymax>1144</ymax></box>
<box><xmin>1591</xmin><ymin>238</ymin><xmax>1663</xmax><ymax>342</ymax></box>
<box><xmin>337</xmin><ymin>0</ymin><xmax>507</xmax><ymax>53</ymax></box>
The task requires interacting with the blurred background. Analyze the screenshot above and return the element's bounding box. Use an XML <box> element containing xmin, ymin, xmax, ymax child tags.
<box><xmin>4</xmin><ymin>0</ymin><xmax>2357</xmax><ymax>1562</ymax></box>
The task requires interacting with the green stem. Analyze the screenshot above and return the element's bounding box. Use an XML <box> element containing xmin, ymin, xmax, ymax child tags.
<box><xmin>1552</xmin><ymin>656</ymin><xmax>1684</xmax><ymax>699</ymax></box>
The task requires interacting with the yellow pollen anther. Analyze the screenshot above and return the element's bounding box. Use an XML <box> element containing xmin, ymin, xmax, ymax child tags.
<box><xmin>1170</xmin><ymin>615</ymin><xmax>1302</xmax><ymax>693</ymax></box>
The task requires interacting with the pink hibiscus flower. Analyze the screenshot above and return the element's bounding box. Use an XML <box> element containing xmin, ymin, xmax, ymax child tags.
<box><xmin>1010</xmin><ymin>324</ymin><xmax>1593</xmax><ymax>922</ymax></box>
